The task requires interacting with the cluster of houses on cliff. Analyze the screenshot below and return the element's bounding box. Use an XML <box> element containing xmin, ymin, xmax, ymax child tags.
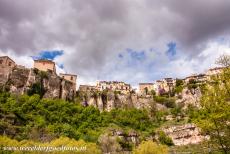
<box><xmin>0</xmin><ymin>56</ymin><xmax>77</xmax><ymax>92</ymax></box>
<box><xmin>0</xmin><ymin>55</ymin><xmax>225</xmax><ymax>96</ymax></box>
<box><xmin>138</xmin><ymin>67</ymin><xmax>223</xmax><ymax>95</ymax></box>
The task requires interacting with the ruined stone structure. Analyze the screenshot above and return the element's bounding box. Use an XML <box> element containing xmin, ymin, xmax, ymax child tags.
<box><xmin>96</xmin><ymin>81</ymin><xmax>131</xmax><ymax>94</ymax></box>
<box><xmin>34</xmin><ymin>59</ymin><xmax>56</xmax><ymax>74</ymax></box>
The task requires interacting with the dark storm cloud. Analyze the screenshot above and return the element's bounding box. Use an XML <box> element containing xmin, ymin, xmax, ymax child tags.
<box><xmin>0</xmin><ymin>0</ymin><xmax>230</xmax><ymax>83</ymax></box>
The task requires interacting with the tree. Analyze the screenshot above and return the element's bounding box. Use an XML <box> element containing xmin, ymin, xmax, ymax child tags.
<box><xmin>192</xmin><ymin>55</ymin><xmax>230</xmax><ymax>153</ymax></box>
<box><xmin>133</xmin><ymin>141</ymin><xmax>168</xmax><ymax>154</ymax></box>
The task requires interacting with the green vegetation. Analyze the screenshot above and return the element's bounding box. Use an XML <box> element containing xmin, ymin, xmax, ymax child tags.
<box><xmin>133</xmin><ymin>141</ymin><xmax>168</xmax><ymax>154</ymax></box>
<box><xmin>153</xmin><ymin>95</ymin><xmax>176</xmax><ymax>108</ymax></box>
<box><xmin>0</xmin><ymin>135</ymin><xmax>101</xmax><ymax>154</ymax></box>
<box><xmin>28</xmin><ymin>70</ymin><xmax>48</xmax><ymax>98</ymax></box>
<box><xmin>0</xmin><ymin>92</ymin><xmax>160</xmax><ymax>144</ymax></box>
<box><xmin>158</xmin><ymin>131</ymin><xmax>174</xmax><ymax>146</ymax></box>
<box><xmin>190</xmin><ymin>55</ymin><xmax>230</xmax><ymax>154</ymax></box>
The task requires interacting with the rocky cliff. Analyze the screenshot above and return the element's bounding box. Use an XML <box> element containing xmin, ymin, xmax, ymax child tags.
<box><xmin>81</xmin><ymin>91</ymin><xmax>156</xmax><ymax>111</ymax></box>
<box><xmin>0</xmin><ymin>66</ymin><xmax>75</xmax><ymax>100</ymax></box>
<box><xmin>176</xmin><ymin>87</ymin><xmax>202</xmax><ymax>108</ymax></box>
<box><xmin>162</xmin><ymin>124</ymin><xmax>207</xmax><ymax>146</ymax></box>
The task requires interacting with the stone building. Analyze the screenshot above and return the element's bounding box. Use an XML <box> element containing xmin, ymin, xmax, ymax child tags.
<box><xmin>162</xmin><ymin>78</ymin><xmax>175</xmax><ymax>92</ymax></box>
<box><xmin>184</xmin><ymin>74</ymin><xmax>208</xmax><ymax>84</ymax></box>
<box><xmin>34</xmin><ymin>59</ymin><xmax>56</xmax><ymax>74</ymax></box>
<box><xmin>139</xmin><ymin>83</ymin><xmax>154</xmax><ymax>95</ymax></box>
<box><xmin>0</xmin><ymin>56</ymin><xmax>16</xmax><ymax>83</ymax></box>
<box><xmin>60</xmin><ymin>73</ymin><xmax>77</xmax><ymax>92</ymax></box>
<box><xmin>205</xmin><ymin>67</ymin><xmax>224</xmax><ymax>80</ymax></box>
<box><xmin>153</xmin><ymin>78</ymin><xmax>175</xmax><ymax>95</ymax></box>
<box><xmin>96</xmin><ymin>81</ymin><xmax>131</xmax><ymax>94</ymax></box>
<box><xmin>79</xmin><ymin>85</ymin><xmax>97</xmax><ymax>92</ymax></box>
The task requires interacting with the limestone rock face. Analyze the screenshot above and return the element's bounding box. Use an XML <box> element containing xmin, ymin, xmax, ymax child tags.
<box><xmin>162</xmin><ymin>124</ymin><xmax>207</xmax><ymax>146</ymax></box>
<box><xmin>0</xmin><ymin>67</ymin><xmax>75</xmax><ymax>100</ymax></box>
<box><xmin>176</xmin><ymin>87</ymin><xmax>202</xmax><ymax>108</ymax></box>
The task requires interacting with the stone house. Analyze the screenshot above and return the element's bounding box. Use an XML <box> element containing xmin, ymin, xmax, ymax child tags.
<box><xmin>34</xmin><ymin>59</ymin><xmax>56</xmax><ymax>74</ymax></box>
<box><xmin>0</xmin><ymin>56</ymin><xmax>16</xmax><ymax>82</ymax></box>
<box><xmin>139</xmin><ymin>83</ymin><xmax>154</xmax><ymax>95</ymax></box>
<box><xmin>153</xmin><ymin>80</ymin><xmax>164</xmax><ymax>95</ymax></box>
<box><xmin>60</xmin><ymin>73</ymin><xmax>77</xmax><ymax>92</ymax></box>
<box><xmin>96</xmin><ymin>81</ymin><xmax>131</xmax><ymax>94</ymax></box>
<box><xmin>79</xmin><ymin>85</ymin><xmax>97</xmax><ymax>92</ymax></box>
<box><xmin>205</xmin><ymin>67</ymin><xmax>224</xmax><ymax>80</ymax></box>
<box><xmin>184</xmin><ymin>74</ymin><xmax>208</xmax><ymax>84</ymax></box>
<box><xmin>162</xmin><ymin>78</ymin><xmax>175</xmax><ymax>92</ymax></box>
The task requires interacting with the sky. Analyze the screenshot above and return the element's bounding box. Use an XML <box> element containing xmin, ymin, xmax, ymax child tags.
<box><xmin>1</xmin><ymin>0</ymin><xmax>230</xmax><ymax>88</ymax></box>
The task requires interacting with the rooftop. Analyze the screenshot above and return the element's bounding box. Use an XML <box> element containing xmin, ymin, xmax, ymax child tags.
<box><xmin>34</xmin><ymin>59</ymin><xmax>55</xmax><ymax>64</ymax></box>
<box><xmin>60</xmin><ymin>73</ymin><xmax>77</xmax><ymax>77</ymax></box>
<box><xmin>0</xmin><ymin>56</ymin><xmax>15</xmax><ymax>63</ymax></box>
<box><xmin>139</xmin><ymin>83</ymin><xmax>154</xmax><ymax>85</ymax></box>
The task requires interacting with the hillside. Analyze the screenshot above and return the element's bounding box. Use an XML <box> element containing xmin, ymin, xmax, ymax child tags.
<box><xmin>0</xmin><ymin>55</ymin><xmax>229</xmax><ymax>153</ymax></box>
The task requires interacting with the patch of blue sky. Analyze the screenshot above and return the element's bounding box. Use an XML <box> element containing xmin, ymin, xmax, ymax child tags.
<box><xmin>166</xmin><ymin>42</ymin><xmax>177</xmax><ymax>60</ymax></box>
<box><xmin>126</xmin><ymin>48</ymin><xmax>146</xmax><ymax>61</ymax></box>
<box><xmin>57</xmin><ymin>63</ymin><xmax>64</xmax><ymax>69</ymax></box>
<box><xmin>32</xmin><ymin>50</ymin><xmax>64</xmax><ymax>60</ymax></box>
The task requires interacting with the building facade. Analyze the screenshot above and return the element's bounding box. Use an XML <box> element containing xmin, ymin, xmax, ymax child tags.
<box><xmin>34</xmin><ymin>59</ymin><xmax>56</xmax><ymax>74</ymax></box>
<box><xmin>139</xmin><ymin>83</ymin><xmax>154</xmax><ymax>95</ymax></box>
<box><xmin>96</xmin><ymin>81</ymin><xmax>131</xmax><ymax>94</ymax></box>
<box><xmin>79</xmin><ymin>85</ymin><xmax>97</xmax><ymax>92</ymax></box>
<box><xmin>0</xmin><ymin>56</ymin><xmax>16</xmax><ymax>83</ymax></box>
<box><xmin>60</xmin><ymin>73</ymin><xmax>77</xmax><ymax>92</ymax></box>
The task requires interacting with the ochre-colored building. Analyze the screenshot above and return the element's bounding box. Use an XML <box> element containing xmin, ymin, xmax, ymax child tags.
<box><xmin>60</xmin><ymin>73</ymin><xmax>77</xmax><ymax>83</ymax></box>
<box><xmin>139</xmin><ymin>83</ymin><xmax>154</xmax><ymax>95</ymax></box>
<box><xmin>34</xmin><ymin>59</ymin><xmax>56</xmax><ymax>74</ymax></box>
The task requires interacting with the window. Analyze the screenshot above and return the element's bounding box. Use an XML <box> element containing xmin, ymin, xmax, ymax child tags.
<box><xmin>71</xmin><ymin>76</ymin><xmax>73</xmax><ymax>80</ymax></box>
<box><xmin>0</xmin><ymin>60</ymin><xmax>3</xmax><ymax>64</ymax></box>
<box><xmin>8</xmin><ymin>62</ymin><xmax>11</xmax><ymax>66</ymax></box>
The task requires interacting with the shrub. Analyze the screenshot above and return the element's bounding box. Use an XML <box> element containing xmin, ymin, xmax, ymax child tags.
<box><xmin>133</xmin><ymin>140</ymin><xmax>168</xmax><ymax>154</ymax></box>
<box><xmin>158</xmin><ymin>131</ymin><xmax>174</xmax><ymax>146</ymax></box>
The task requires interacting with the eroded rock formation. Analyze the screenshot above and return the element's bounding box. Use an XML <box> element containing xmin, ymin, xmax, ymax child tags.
<box><xmin>0</xmin><ymin>66</ymin><xmax>75</xmax><ymax>100</ymax></box>
<box><xmin>162</xmin><ymin>124</ymin><xmax>207</xmax><ymax>146</ymax></box>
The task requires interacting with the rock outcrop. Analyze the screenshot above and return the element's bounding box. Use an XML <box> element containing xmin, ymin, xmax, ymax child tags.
<box><xmin>0</xmin><ymin>66</ymin><xmax>75</xmax><ymax>100</ymax></box>
<box><xmin>81</xmin><ymin>91</ymin><xmax>157</xmax><ymax>111</ymax></box>
<box><xmin>176</xmin><ymin>87</ymin><xmax>202</xmax><ymax>108</ymax></box>
<box><xmin>162</xmin><ymin>124</ymin><xmax>207</xmax><ymax>146</ymax></box>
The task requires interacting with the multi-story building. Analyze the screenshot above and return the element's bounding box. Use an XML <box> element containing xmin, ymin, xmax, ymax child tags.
<box><xmin>96</xmin><ymin>81</ymin><xmax>131</xmax><ymax>94</ymax></box>
<box><xmin>0</xmin><ymin>56</ymin><xmax>16</xmax><ymax>82</ymax></box>
<box><xmin>34</xmin><ymin>59</ymin><xmax>56</xmax><ymax>74</ymax></box>
<box><xmin>153</xmin><ymin>80</ymin><xmax>164</xmax><ymax>95</ymax></box>
<box><xmin>162</xmin><ymin>78</ymin><xmax>175</xmax><ymax>91</ymax></box>
<box><xmin>139</xmin><ymin>83</ymin><xmax>154</xmax><ymax>95</ymax></box>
